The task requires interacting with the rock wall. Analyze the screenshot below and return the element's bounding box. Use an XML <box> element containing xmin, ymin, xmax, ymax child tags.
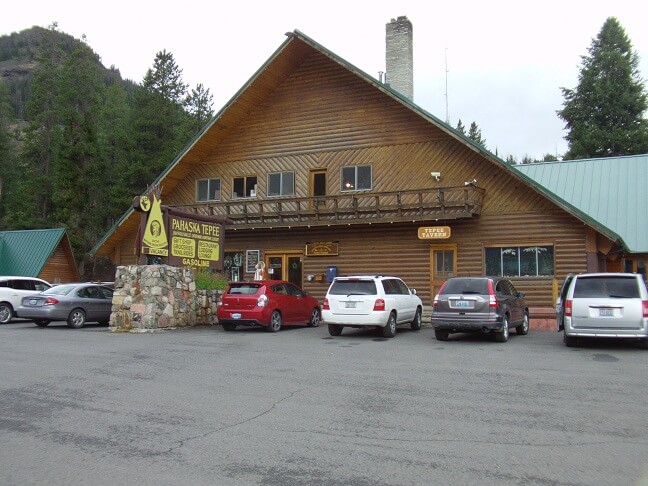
<box><xmin>110</xmin><ymin>265</ymin><xmax>220</xmax><ymax>332</ymax></box>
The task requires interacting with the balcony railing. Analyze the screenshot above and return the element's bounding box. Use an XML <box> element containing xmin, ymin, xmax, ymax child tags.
<box><xmin>177</xmin><ymin>185</ymin><xmax>484</xmax><ymax>228</ymax></box>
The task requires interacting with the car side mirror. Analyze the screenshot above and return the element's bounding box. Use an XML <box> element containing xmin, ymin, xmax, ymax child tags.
<box><xmin>411</xmin><ymin>289</ymin><xmax>417</xmax><ymax>295</ymax></box>
<box><xmin>518</xmin><ymin>291</ymin><xmax>526</xmax><ymax>298</ymax></box>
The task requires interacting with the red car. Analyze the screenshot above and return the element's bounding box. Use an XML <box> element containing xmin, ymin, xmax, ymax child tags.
<box><xmin>217</xmin><ymin>280</ymin><xmax>321</xmax><ymax>332</ymax></box>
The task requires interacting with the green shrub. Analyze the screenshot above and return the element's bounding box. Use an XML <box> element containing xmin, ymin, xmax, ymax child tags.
<box><xmin>194</xmin><ymin>270</ymin><xmax>228</xmax><ymax>291</ymax></box>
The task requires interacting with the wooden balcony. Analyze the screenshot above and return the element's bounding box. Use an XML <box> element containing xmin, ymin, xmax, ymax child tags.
<box><xmin>177</xmin><ymin>185</ymin><xmax>485</xmax><ymax>229</ymax></box>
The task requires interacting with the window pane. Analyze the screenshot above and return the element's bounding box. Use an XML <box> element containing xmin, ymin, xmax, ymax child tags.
<box><xmin>341</xmin><ymin>167</ymin><xmax>355</xmax><ymax>191</ymax></box>
<box><xmin>537</xmin><ymin>246</ymin><xmax>554</xmax><ymax>276</ymax></box>
<box><xmin>233</xmin><ymin>178</ymin><xmax>244</xmax><ymax>198</ymax></box>
<box><xmin>357</xmin><ymin>165</ymin><xmax>372</xmax><ymax>190</ymax></box>
<box><xmin>246</xmin><ymin>176</ymin><xmax>257</xmax><ymax>197</ymax></box>
<box><xmin>268</xmin><ymin>173</ymin><xmax>281</xmax><ymax>197</ymax></box>
<box><xmin>209</xmin><ymin>179</ymin><xmax>221</xmax><ymax>201</ymax></box>
<box><xmin>197</xmin><ymin>180</ymin><xmax>208</xmax><ymax>202</ymax></box>
<box><xmin>520</xmin><ymin>247</ymin><xmax>538</xmax><ymax>277</ymax></box>
<box><xmin>283</xmin><ymin>172</ymin><xmax>294</xmax><ymax>195</ymax></box>
<box><xmin>485</xmin><ymin>248</ymin><xmax>501</xmax><ymax>276</ymax></box>
<box><xmin>501</xmin><ymin>248</ymin><xmax>519</xmax><ymax>277</ymax></box>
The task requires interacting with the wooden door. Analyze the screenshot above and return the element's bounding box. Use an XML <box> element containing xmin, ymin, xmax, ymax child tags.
<box><xmin>430</xmin><ymin>245</ymin><xmax>457</xmax><ymax>298</ymax></box>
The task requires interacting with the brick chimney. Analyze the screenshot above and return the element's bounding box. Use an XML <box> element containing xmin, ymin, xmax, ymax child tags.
<box><xmin>385</xmin><ymin>16</ymin><xmax>413</xmax><ymax>101</ymax></box>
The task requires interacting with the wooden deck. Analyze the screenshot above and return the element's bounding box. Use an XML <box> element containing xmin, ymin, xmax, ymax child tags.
<box><xmin>176</xmin><ymin>185</ymin><xmax>485</xmax><ymax>228</ymax></box>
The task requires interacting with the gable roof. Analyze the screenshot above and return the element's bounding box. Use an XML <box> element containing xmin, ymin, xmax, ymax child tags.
<box><xmin>90</xmin><ymin>29</ymin><xmax>626</xmax><ymax>258</ymax></box>
<box><xmin>514</xmin><ymin>154</ymin><xmax>648</xmax><ymax>253</ymax></box>
<box><xmin>0</xmin><ymin>228</ymin><xmax>68</xmax><ymax>276</ymax></box>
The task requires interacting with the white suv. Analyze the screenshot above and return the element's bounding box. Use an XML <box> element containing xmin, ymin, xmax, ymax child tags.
<box><xmin>0</xmin><ymin>276</ymin><xmax>52</xmax><ymax>324</ymax></box>
<box><xmin>322</xmin><ymin>275</ymin><xmax>423</xmax><ymax>338</ymax></box>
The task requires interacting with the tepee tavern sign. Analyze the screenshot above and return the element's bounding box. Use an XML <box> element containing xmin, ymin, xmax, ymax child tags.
<box><xmin>133</xmin><ymin>190</ymin><xmax>230</xmax><ymax>270</ymax></box>
<box><xmin>417</xmin><ymin>226</ymin><xmax>451</xmax><ymax>239</ymax></box>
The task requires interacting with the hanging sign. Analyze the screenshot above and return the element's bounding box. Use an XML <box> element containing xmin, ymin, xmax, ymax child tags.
<box><xmin>418</xmin><ymin>226</ymin><xmax>451</xmax><ymax>239</ymax></box>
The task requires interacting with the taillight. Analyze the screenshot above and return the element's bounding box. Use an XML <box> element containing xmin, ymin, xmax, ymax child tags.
<box><xmin>432</xmin><ymin>294</ymin><xmax>440</xmax><ymax>308</ymax></box>
<box><xmin>44</xmin><ymin>297</ymin><xmax>59</xmax><ymax>306</ymax></box>
<box><xmin>487</xmin><ymin>280</ymin><xmax>498</xmax><ymax>308</ymax></box>
<box><xmin>565</xmin><ymin>299</ymin><xmax>572</xmax><ymax>317</ymax></box>
<box><xmin>257</xmin><ymin>294</ymin><xmax>268</xmax><ymax>307</ymax></box>
<box><xmin>373</xmin><ymin>299</ymin><xmax>385</xmax><ymax>311</ymax></box>
<box><xmin>322</xmin><ymin>298</ymin><xmax>330</xmax><ymax>310</ymax></box>
<box><xmin>642</xmin><ymin>300</ymin><xmax>648</xmax><ymax>318</ymax></box>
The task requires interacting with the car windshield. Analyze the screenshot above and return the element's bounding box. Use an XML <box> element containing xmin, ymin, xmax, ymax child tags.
<box><xmin>573</xmin><ymin>276</ymin><xmax>641</xmax><ymax>299</ymax></box>
<box><xmin>42</xmin><ymin>285</ymin><xmax>76</xmax><ymax>296</ymax></box>
<box><xmin>328</xmin><ymin>280</ymin><xmax>377</xmax><ymax>296</ymax></box>
<box><xmin>440</xmin><ymin>278</ymin><xmax>490</xmax><ymax>295</ymax></box>
<box><xmin>227</xmin><ymin>283</ymin><xmax>261</xmax><ymax>295</ymax></box>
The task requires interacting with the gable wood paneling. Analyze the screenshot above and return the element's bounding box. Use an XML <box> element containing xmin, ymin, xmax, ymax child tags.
<box><xmin>39</xmin><ymin>245</ymin><xmax>77</xmax><ymax>284</ymax></box>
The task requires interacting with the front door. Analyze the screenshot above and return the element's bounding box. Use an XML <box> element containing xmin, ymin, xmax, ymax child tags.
<box><xmin>309</xmin><ymin>169</ymin><xmax>327</xmax><ymax>208</ymax></box>
<box><xmin>430</xmin><ymin>245</ymin><xmax>457</xmax><ymax>298</ymax></box>
<box><xmin>265</xmin><ymin>252</ymin><xmax>303</xmax><ymax>287</ymax></box>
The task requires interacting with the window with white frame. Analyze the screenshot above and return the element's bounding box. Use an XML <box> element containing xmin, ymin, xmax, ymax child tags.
<box><xmin>485</xmin><ymin>245</ymin><xmax>554</xmax><ymax>277</ymax></box>
<box><xmin>267</xmin><ymin>171</ymin><xmax>295</xmax><ymax>197</ymax></box>
<box><xmin>196</xmin><ymin>178</ymin><xmax>221</xmax><ymax>202</ymax></box>
<box><xmin>341</xmin><ymin>165</ymin><xmax>372</xmax><ymax>191</ymax></box>
<box><xmin>233</xmin><ymin>176</ymin><xmax>257</xmax><ymax>198</ymax></box>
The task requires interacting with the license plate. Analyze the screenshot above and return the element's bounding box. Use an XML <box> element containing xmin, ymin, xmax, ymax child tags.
<box><xmin>599</xmin><ymin>308</ymin><xmax>613</xmax><ymax>317</ymax></box>
<box><xmin>454</xmin><ymin>300</ymin><xmax>471</xmax><ymax>308</ymax></box>
<box><xmin>30</xmin><ymin>299</ymin><xmax>38</xmax><ymax>305</ymax></box>
<box><xmin>231</xmin><ymin>313</ymin><xmax>242</xmax><ymax>319</ymax></box>
<box><xmin>344</xmin><ymin>301</ymin><xmax>356</xmax><ymax>309</ymax></box>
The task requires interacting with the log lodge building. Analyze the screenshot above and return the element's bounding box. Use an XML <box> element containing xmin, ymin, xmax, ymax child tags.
<box><xmin>91</xmin><ymin>19</ymin><xmax>647</xmax><ymax>319</ymax></box>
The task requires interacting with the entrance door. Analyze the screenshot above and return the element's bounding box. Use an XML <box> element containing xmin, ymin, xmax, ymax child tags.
<box><xmin>309</xmin><ymin>170</ymin><xmax>327</xmax><ymax>208</ymax></box>
<box><xmin>430</xmin><ymin>245</ymin><xmax>457</xmax><ymax>298</ymax></box>
<box><xmin>265</xmin><ymin>252</ymin><xmax>303</xmax><ymax>287</ymax></box>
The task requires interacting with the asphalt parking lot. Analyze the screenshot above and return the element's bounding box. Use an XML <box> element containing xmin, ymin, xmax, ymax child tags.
<box><xmin>1</xmin><ymin>320</ymin><xmax>647</xmax><ymax>486</ymax></box>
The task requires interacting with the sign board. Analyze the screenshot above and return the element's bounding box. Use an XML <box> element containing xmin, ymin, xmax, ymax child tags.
<box><xmin>417</xmin><ymin>226</ymin><xmax>451</xmax><ymax>239</ymax></box>
<box><xmin>305</xmin><ymin>242</ymin><xmax>339</xmax><ymax>256</ymax></box>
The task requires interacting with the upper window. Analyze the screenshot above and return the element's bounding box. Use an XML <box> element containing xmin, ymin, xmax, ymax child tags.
<box><xmin>233</xmin><ymin>176</ymin><xmax>257</xmax><ymax>199</ymax></box>
<box><xmin>268</xmin><ymin>171</ymin><xmax>295</xmax><ymax>197</ymax></box>
<box><xmin>485</xmin><ymin>245</ymin><xmax>554</xmax><ymax>277</ymax></box>
<box><xmin>341</xmin><ymin>165</ymin><xmax>372</xmax><ymax>192</ymax></box>
<box><xmin>196</xmin><ymin>178</ymin><xmax>221</xmax><ymax>202</ymax></box>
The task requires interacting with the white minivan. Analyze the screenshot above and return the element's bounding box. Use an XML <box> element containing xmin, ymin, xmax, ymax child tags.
<box><xmin>0</xmin><ymin>276</ymin><xmax>52</xmax><ymax>324</ymax></box>
<box><xmin>556</xmin><ymin>272</ymin><xmax>648</xmax><ymax>348</ymax></box>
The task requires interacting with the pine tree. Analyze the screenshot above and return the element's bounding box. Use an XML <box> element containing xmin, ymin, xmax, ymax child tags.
<box><xmin>558</xmin><ymin>17</ymin><xmax>648</xmax><ymax>159</ymax></box>
<box><xmin>467</xmin><ymin>121</ymin><xmax>486</xmax><ymax>147</ymax></box>
<box><xmin>456</xmin><ymin>119</ymin><xmax>466</xmax><ymax>134</ymax></box>
<box><xmin>0</xmin><ymin>81</ymin><xmax>15</xmax><ymax>228</ymax></box>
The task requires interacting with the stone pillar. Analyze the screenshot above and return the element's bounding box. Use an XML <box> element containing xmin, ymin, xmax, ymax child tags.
<box><xmin>386</xmin><ymin>16</ymin><xmax>413</xmax><ymax>101</ymax></box>
<box><xmin>110</xmin><ymin>265</ymin><xmax>220</xmax><ymax>332</ymax></box>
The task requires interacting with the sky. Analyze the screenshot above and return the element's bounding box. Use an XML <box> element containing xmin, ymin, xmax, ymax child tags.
<box><xmin>2</xmin><ymin>0</ymin><xmax>648</xmax><ymax>161</ymax></box>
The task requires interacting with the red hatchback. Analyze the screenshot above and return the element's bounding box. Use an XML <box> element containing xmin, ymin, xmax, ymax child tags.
<box><xmin>217</xmin><ymin>280</ymin><xmax>321</xmax><ymax>332</ymax></box>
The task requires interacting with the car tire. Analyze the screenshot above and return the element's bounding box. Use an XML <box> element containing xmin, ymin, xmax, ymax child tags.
<box><xmin>0</xmin><ymin>303</ymin><xmax>13</xmax><ymax>324</ymax></box>
<box><xmin>495</xmin><ymin>315</ymin><xmax>509</xmax><ymax>342</ymax></box>
<box><xmin>267</xmin><ymin>311</ymin><xmax>282</xmax><ymax>332</ymax></box>
<box><xmin>67</xmin><ymin>308</ymin><xmax>86</xmax><ymax>329</ymax></box>
<box><xmin>328</xmin><ymin>324</ymin><xmax>343</xmax><ymax>336</ymax></box>
<box><xmin>516</xmin><ymin>312</ymin><xmax>529</xmax><ymax>335</ymax></box>
<box><xmin>411</xmin><ymin>307</ymin><xmax>422</xmax><ymax>331</ymax></box>
<box><xmin>308</xmin><ymin>308</ymin><xmax>321</xmax><ymax>327</ymax></box>
<box><xmin>382</xmin><ymin>312</ymin><xmax>396</xmax><ymax>338</ymax></box>
<box><xmin>222</xmin><ymin>323</ymin><xmax>236</xmax><ymax>332</ymax></box>
<box><xmin>564</xmin><ymin>331</ymin><xmax>577</xmax><ymax>347</ymax></box>
<box><xmin>434</xmin><ymin>329</ymin><xmax>449</xmax><ymax>341</ymax></box>
<box><xmin>34</xmin><ymin>320</ymin><xmax>50</xmax><ymax>327</ymax></box>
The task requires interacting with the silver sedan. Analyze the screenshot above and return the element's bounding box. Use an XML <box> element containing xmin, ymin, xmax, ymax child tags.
<box><xmin>16</xmin><ymin>283</ymin><xmax>114</xmax><ymax>328</ymax></box>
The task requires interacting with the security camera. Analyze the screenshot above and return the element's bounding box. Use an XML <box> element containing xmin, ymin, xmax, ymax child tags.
<box><xmin>430</xmin><ymin>171</ymin><xmax>441</xmax><ymax>181</ymax></box>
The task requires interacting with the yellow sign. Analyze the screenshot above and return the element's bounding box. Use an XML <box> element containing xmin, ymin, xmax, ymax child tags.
<box><xmin>305</xmin><ymin>242</ymin><xmax>339</xmax><ymax>256</ymax></box>
<box><xmin>142</xmin><ymin>195</ymin><xmax>169</xmax><ymax>256</ymax></box>
<box><xmin>418</xmin><ymin>226</ymin><xmax>451</xmax><ymax>239</ymax></box>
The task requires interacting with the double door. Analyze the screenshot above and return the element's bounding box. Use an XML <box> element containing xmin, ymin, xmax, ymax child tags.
<box><xmin>265</xmin><ymin>252</ymin><xmax>303</xmax><ymax>287</ymax></box>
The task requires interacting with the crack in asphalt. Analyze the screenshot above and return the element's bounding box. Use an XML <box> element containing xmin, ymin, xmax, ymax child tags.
<box><xmin>166</xmin><ymin>388</ymin><xmax>303</xmax><ymax>453</ymax></box>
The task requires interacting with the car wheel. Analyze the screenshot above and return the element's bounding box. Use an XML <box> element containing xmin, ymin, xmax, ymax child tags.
<box><xmin>411</xmin><ymin>307</ymin><xmax>422</xmax><ymax>331</ymax></box>
<box><xmin>382</xmin><ymin>312</ymin><xmax>396</xmax><ymax>338</ymax></box>
<box><xmin>516</xmin><ymin>312</ymin><xmax>529</xmax><ymax>335</ymax></box>
<box><xmin>267</xmin><ymin>311</ymin><xmax>282</xmax><ymax>332</ymax></box>
<box><xmin>67</xmin><ymin>308</ymin><xmax>86</xmax><ymax>329</ymax></box>
<box><xmin>328</xmin><ymin>324</ymin><xmax>343</xmax><ymax>336</ymax></box>
<box><xmin>222</xmin><ymin>323</ymin><xmax>236</xmax><ymax>332</ymax></box>
<box><xmin>0</xmin><ymin>303</ymin><xmax>13</xmax><ymax>324</ymax></box>
<box><xmin>564</xmin><ymin>331</ymin><xmax>577</xmax><ymax>347</ymax></box>
<box><xmin>34</xmin><ymin>320</ymin><xmax>50</xmax><ymax>327</ymax></box>
<box><xmin>308</xmin><ymin>308</ymin><xmax>321</xmax><ymax>327</ymax></box>
<box><xmin>434</xmin><ymin>329</ymin><xmax>449</xmax><ymax>341</ymax></box>
<box><xmin>495</xmin><ymin>315</ymin><xmax>509</xmax><ymax>342</ymax></box>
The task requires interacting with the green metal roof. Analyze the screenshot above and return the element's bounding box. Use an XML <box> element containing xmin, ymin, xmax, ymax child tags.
<box><xmin>0</xmin><ymin>228</ymin><xmax>66</xmax><ymax>276</ymax></box>
<box><xmin>515</xmin><ymin>154</ymin><xmax>648</xmax><ymax>253</ymax></box>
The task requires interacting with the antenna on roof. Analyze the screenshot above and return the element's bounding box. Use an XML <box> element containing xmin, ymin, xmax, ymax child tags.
<box><xmin>444</xmin><ymin>48</ymin><xmax>449</xmax><ymax>124</ymax></box>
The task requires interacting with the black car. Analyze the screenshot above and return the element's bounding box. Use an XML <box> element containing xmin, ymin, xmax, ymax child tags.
<box><xmin>431</xmin><ymin>276</ymin><xmax>529</xmax><ymax>342</ymax></box>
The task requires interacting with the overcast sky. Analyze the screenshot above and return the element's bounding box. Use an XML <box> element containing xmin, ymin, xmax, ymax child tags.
<box><xmin>2</xmin><ymin>0</ymin><xmax>647</xmax><ymax>160</ymax></box>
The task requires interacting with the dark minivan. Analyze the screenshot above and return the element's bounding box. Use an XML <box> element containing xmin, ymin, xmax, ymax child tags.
<box><xmin>431</xmin><ymin>276</ymin><xmax>529</xmax><ymax>342</ymax></box>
